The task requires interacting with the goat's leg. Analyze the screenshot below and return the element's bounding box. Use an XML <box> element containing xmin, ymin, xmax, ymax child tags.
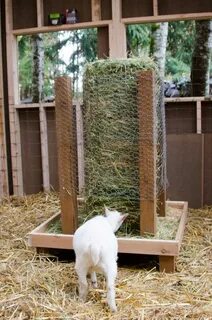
<box><xmin>105</xmin><ymin>262</ymin><xmax>117</xmax><ymax>312</ymax></box>
<box><xmin>90</xmin><ymin>271</ymin><xmax>98</xmax><ymax>288</ymax></box>
<box><xmin>75</xmin><ymin>261</ymin><xmax>88</xmax><ymax>301</ymax></box>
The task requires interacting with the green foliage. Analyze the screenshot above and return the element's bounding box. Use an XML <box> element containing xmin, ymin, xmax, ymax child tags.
<box><xmin>165</xmin><ymin>55</ymin><xmax>190</xmax><ymax>81</ymax></box>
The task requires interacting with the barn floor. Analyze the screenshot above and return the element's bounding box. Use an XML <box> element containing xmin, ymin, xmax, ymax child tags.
<box><xmin>0</xmin><ymin>193</ymin><xmax>211</xmax><ymax>320</ymax></box>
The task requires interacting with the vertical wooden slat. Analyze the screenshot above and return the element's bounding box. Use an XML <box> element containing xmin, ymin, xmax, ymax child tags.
<box><xmin>5</xmin><ymin>0</ymin><xmax>23</xmax><ymax>195</ymax></box>
<box><xmin>138</xmin><ymin>70</ymin><xmax>157</xmax><ymax>235</ymax></box>
<box><xmin>157</xmin><ymin>190</ymin><xmax>166</xmax><ymax>216</ymax></box>
<box><xmin>55</xmin><ymin>76</ymin><xmax>78</xmax><ymax>234</ymax></box>
<box><xmin>91</xmin><ymin>0</ymin><xmax>101</xmax><ymax>21</ymax></box>
<box><xmin>39</xmin><ymin>105</ymin><xmax>50</xmax><ymax>192</ymax></box>
<box><xmin>153</xmin><ymin>0</ymin><xmax>158</xmax><ymax>16</ymax></box>
<box><xmin>36</xmin><ymin>0</ymin><xmax>44</xmax><ymax>27</ymax></box>
<box><xmin>196</xmin><ymin>100</ymin><xmax>202</xmax><ymax>134</ymax></box>
<box><xmin>0</xmin><ymin>6</ymin><xmax>9</xmax><ymax>197</ymax></box>
<box><xmin>109</xmin><ymin>0</ymin><xmax>127</xmax><ymax>58</ymax></box>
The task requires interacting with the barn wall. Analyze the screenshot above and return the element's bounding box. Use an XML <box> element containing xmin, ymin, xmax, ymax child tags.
<box><xmin>16</xmin><ymin>100</ymin><xmax>212</xmax><ymax>208</ymax></box>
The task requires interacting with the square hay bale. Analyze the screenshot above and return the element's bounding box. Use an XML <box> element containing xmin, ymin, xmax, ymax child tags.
<box><xmin>82</xmin><ymin>58</ymin><xmax>166</xmax><ymax>234</ymax></box>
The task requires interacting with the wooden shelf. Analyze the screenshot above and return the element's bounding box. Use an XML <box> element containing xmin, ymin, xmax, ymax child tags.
<box><xmin>12</xmin><ymin>20</ymin><xmax>111</xmax><ymax>36</ymax></box>
<box><xmin>122</xmin><ymin>12</ymin><xmax>212</xmax><ymax>25</ymax></box>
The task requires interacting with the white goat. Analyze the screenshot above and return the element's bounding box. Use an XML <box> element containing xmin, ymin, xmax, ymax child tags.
<box><xmin>73</xmin><ymin>207</ymin><xmax>128</xmax><ymax>312</ymax></box>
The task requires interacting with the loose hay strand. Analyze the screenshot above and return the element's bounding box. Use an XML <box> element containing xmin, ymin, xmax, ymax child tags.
<box><xmin>0</xmin><ymin>193</ymin><xmax>211</xmax><ymax>319</ymax></box>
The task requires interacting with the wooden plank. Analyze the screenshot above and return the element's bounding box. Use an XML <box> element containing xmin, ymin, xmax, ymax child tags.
<box><xmin>167</xmin><ymin>134</ymin><xmax>203</xmax><ymax>208</ymax></box>
<box><xmin>153</xmin><ymin>0</ymin><xmax>158</xmax><ymax>16</ymax></box>
<box><xmin>55</xmin><ymin>76</ymin><xmax>78</xmax><ymax>234</ymax></box>
<box><xmin>97</xmin><ymin>26</ymin><xmax>109</xmax><ymax>58</ymax></box>
<box><xmin>91</xmin><ymin>0</ymin><xmax>101</xmax><ymax>21</ymax></box>
<box><xmin>157</xmin><ymin>190</ymin><xmax>166</xmax><ymax>217</ymax></box>
<box><xmin>165</xmin><ymin>97</ymin><xmax>212</xmax><ymax>103</ymax></box>
<box><xmin>175</xmin><ymin>202</ymin><xmax>188</xmax><ymax>246</ymax></box>
<box><xmin>6</xmin><ymin>0</ymin><xmax>23</xmax><ymax>195</ymax></box>
<box><xmin>203</xmin><ymin>134</ymin><xmax>212</xmax><ymax>205</ymax></box>
<box><xmin>138</xmin><ymin>70</ymin><xmax>157</xmax><ymax>235</ymax></box>
<box><xmin>0</xmin><ymin>16</ymin><xmax>9</xmax><ymax>197</ymax></box>
<box><xmin>159</xmin><ymin>256</ymin><xmax>175</xmax><ymax>272</ymax></box>
<box><xmin>30</xmin><ymin>212</ymin><xmax>60</xmax><ymax>234</ymax></box>
<box><xmin>109</xmin><ymin>0</ymin><xmax>127</xmax><ymax>58</ymax></box>
<box><xmin>12</xmin><ymin>20</ymin><xmax>111</xmax><ymax>36</ymax></box>
<box><xmin>28</xmin><ymin>232</ymin><xmax>179</xmax><ymax>256</ymax></box>
<box><xmin>36</xmin><ymin>0</ymin><xmax>44</xmax><ymax>27</ymax></box>
<box><xmin>196</xmin><ymin>100</ymin><xmax>202</xmax><ymax>134</ymax></box>
<box><xmin>122</xmin><ymin>12</ymin><xmax>212</xmax><ymax>24</ymax></box>
<box><xmin>39</xmin><ymin>106</ymin><xmax>50</xmax><ymax>192</ymax></box>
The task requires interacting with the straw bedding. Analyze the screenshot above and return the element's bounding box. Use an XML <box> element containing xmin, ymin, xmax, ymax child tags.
<box><xmin>0</xmin><ymin>192</ymin><xmax>211</xmax><ymax>319</ymax></box>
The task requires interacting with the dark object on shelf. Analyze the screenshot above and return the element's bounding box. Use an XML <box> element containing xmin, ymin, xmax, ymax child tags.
<box><xmin>48</xmin><ymin>13</ymin><xmax>65</xmax><ymax>26</ymax></box>
<box><xmin>66</xmin><ymin>8</ymin><xmax>78</xmax><ymax>24</ymax></box>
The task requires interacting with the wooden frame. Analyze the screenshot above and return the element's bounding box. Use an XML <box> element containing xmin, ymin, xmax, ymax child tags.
<box><xmin>28</xmin><ymin>201</ymin><xmax>188</xmax><ymax>272</ymax></box>
<box><xmin>138</xmin><ymin>70</ymin><xmax>157</xmax><ymax>235</ymax></box>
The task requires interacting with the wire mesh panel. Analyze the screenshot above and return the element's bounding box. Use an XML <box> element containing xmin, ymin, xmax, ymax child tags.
<box><xmin>82</xmin><ymin>59</ymin><xmax>166</xmax><ymax>235</ymax></box>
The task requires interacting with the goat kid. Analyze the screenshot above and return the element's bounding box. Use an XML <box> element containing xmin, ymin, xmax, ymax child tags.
<box><xmin>73</xmin><ymin>207</ymin><xmax>128</xmax><ymax>312</ymax></box>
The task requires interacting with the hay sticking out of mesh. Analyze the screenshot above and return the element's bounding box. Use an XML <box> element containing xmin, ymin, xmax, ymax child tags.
<box><xmin>0</xmin><ymin>193</ymin><xmax>211</xmax><ymax>319</ymax></box>
<box><xmin>82</xmin><ymin>58</ymin><xmax>166</xmax><ymax>233</ymax></box>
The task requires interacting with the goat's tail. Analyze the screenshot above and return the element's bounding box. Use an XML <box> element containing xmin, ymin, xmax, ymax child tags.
<box><xmin>89</xmin><ymin>243</ymin><xmax>100</xmax><ymax>266</ymax></box>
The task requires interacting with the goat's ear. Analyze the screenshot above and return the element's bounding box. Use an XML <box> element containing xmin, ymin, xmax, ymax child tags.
<box><xmin>120</xmin><ymin>213</ymin><xmax>128</xmax><ymax>222</ymax></box>
<box><xmin>104</xmin><ymin>205</ymin><xmax>110</xmax><ymax>216</ymax></box>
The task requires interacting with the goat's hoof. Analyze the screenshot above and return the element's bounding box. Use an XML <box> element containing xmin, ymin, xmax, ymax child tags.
<box><xmin>91</xmin><ymin>281</ymin><xmax>98</xmax><ymax>288</ymax></box>
<box><xmin>109</xmin><ymin>305</ymin><xmax>117</xmax><ymax>312</ymax></box>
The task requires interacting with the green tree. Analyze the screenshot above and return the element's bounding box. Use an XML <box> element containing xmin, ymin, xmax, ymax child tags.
<box><xmin>191</xmin><ymin>20</ymin><xmax>212</xmax><ymax>96</ymax></box>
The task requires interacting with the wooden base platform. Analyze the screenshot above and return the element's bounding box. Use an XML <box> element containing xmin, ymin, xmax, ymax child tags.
<box><xmin>27</xmin><ymin>201</ymin><xmax>188</xmax><ymax>272</ymax></box>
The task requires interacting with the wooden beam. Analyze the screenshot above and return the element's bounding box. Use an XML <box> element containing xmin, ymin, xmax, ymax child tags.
<box><xmin>39</xmin><ymin>106</ymin><xmax>50</xmax><ymax>192</ymax></box>
<box><xmin>91</xmin><ymin>0</ymin><xmax>101</xmax><ymax>21</ymax></box>
<box><xmin>36</xmin><ymin>0</ymin><xmax>44</xmax><ymax>27</ymax></box>
<box><xmin>122</xmin><ymin>12</ymin><xmax>212</xmax><ymax>24</ymax></box>
<box><xmin>159</xmin><ymin>256</ymin><xmax>175</xmax><ymax>273</ymax></box>
<box><xmin>138</xmin><ymin>70</ymin><xmax>157</xmax><ymax>235</ymax></box>
<box><xmin>75</xmin><ymin>102</ymin><xmax>85</xmax><ymax>194</ymax></box>
<box><xmin>12</xmin><ymin>20</ymin><xmax>111</xmax><ymax>36</ymax></box>
<box><xmin>55</xmin><ymin>76</ymin><xmax>78</xmax><ymax>234</ymax></box>
<box><xmin>109</xmin><ymin>0</ymin><xmax>127</xmax><ymax>58</ymax></box>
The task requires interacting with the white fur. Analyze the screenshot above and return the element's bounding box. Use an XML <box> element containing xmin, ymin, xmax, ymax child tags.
<box><xmin>73</xmin><ymin>207</ymin><xmax>128</xmax><ymax>312</ymax></box>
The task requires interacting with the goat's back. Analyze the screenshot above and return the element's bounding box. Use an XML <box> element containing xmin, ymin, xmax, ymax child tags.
<box><xmin>73</xmin><ymin>216</ymin><xmax>118</xmax><ymax>265</ymax></box>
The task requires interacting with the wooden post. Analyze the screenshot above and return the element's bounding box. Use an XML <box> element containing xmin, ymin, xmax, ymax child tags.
<box><xmin>5</xmin><ymin>0</ymin><xmax>23</xmax><ymax>195</ymax></box>
<box><xmin>39</xmin><ymin>105</ymin><xmax>50</xmax><ymax>192</ymax></box>
<box><xmin>157</xmin><ymin>190</ymin><xmax>166</xmax><ymax>217</ymax></box>
<box><xmin>138</xmin><ymin>70</ymin><xmax>157</xmax><ymax>235</ymax></box>
<box><xmin>75</xmin><ymin>101</ymin><xmax>85</xmax><ymax>194</ymax></box>
<box><xmin>36</xmin><ymin>0</ymin><xmax>44</xmax><ymax>27</ymax></box>
<box><xmin>153</xmin><ymin>0</ymin><xmax>158</xmax><ymax>16</ymax></box>
<box><xmin>55</xmin><ymin>76</ymin><xmax>78</xmax><ymax>234</ymax></box>
<box><xmin>109</xmin><ymin>0</ymin><xmax>127</xmax><ymax>58</ymax></box>
<box><xmin>159</xmin><ymin>256</ymin><xmax>175</xmax><ymax>273</ymax></box>
<box><xmin>91</xmin><ymin>0</ymin><xmax>101</xmax><ymax>21</ymax></box>
<box><xmin>0</xmin><ymin>10</ymin><xmax>9</xmax><ymax>197</ymax></box>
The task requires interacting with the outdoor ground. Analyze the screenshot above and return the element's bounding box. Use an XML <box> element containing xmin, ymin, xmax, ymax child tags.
<box><xmin>0</xmin><ymin>193</ymin><xmax>211</xmax><ymax>319</ymax></box>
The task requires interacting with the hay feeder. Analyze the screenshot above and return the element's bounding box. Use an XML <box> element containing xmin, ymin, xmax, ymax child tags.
<box><xmin>28</xmin><ymin>60</ymin><xmax>188</xmax><ymax>272</ymax></box>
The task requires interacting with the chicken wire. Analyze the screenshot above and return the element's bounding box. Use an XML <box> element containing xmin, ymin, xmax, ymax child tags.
<box><xmin>82</xmin><ymin>58</ymin><xmax>166</xmax><ymax>231</ymax></box>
